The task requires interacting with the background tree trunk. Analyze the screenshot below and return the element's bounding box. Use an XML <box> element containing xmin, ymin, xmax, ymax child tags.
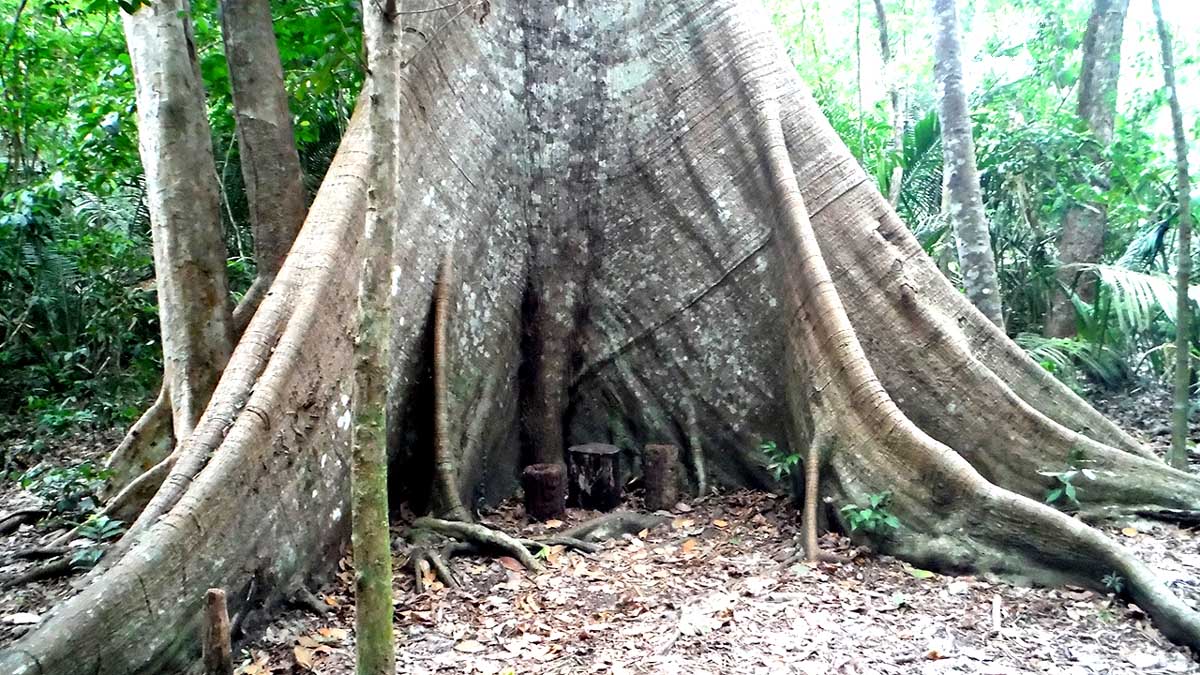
<box><xmin>1152</xmin><ymin>0</ymin><xmax>1193</xmax><ymax>471</ymax></box>
<box><xmin>122</xmin><ymin>0</ymin><xmax>233</xmax><ymax>441</ymax></box>
<box><xmin>219</xmin><ymin>0</ymin><xmax>307</xmax><ymax>287</ymax></box>
<box><xmin>932</xmin><ymin>0</ymin><xmax>1005</xmax><ymax>328</ymax></box>
<box><xmin>1045</xmin><ymin>0</ymin><xmax>1130</xmax><ymax>338</ymax></box>
<box><xmin>873</xmin><ymin>0</ymin><xmax>904</xmax><ymax>207</ymax></box>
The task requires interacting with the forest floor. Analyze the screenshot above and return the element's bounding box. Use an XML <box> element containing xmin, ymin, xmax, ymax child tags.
<box><xmin>0</xmin><ymin>384</ymin><xmax>1199</xmax><ymax>673</ymax></box>
<box><xmin>232</xmin><ymin>492</ymin><xmax>1200</xmax><ymax>675</ymax></box>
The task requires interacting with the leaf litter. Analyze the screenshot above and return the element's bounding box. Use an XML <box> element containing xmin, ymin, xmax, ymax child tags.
<box><xmin>242</xmin><ymin>490</ymin><xmax>1199</xmax><ymax>674</ymax></box>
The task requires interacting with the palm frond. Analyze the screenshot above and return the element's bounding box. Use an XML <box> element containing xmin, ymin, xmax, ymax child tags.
<box><xmin>1015</xmin><ymin>333</ymin><xmax>1125</xmax><ymax>386</ymax></box>
<box><xmin>1073</xmin><ymin>263</ymin><xmax>1199</xmax><ymax>332</ymax></box>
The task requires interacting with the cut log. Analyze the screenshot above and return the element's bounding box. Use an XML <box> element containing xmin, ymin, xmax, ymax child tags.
<box><xmin>643</xmin><ymin>444</ymin><xmax>680</xmax><ymax>511</ymax></box>
<box><xmin>522</xmin><ymin>462</ymin><xmax>567</xmax><ymax>521</ymax></box>
<box><xmin>567</xmin><ymin>443</ymin><xmax>622</xmax><ymax>511</ymax></box>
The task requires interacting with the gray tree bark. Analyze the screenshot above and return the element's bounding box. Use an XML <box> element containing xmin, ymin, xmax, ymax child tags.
<box><xmin>100</xmin><ymin>0</ymin><xmax>309</xmax><ymax>511</ymax></box>
<box><xmin>1152</xmin><ymin>0</ymin><xmax>1193</xmax><ymax>471</ymax></box>
<box><xmin>1045</xmin><ymin>0</ymin><xmax>1130</xmax><ymax>338</ymax></box>
<box><xmin>219</xmin><ymin>0</ymin><xmax>308</xmax><ymax>288</ymax></box>
<box><xmin>122</xmin><ymin>0</ymin><xmax>233</xmax><ymax>442</ymax></box>
<box><xmin>932</xmin><ymin>0</ymin><xmax>1005</xmax><ymax>328</ymax></box>
<box><xmin>5</xmin><ymin>3</ymin><xmax>1200</xmax><ymax>673</ymax></box>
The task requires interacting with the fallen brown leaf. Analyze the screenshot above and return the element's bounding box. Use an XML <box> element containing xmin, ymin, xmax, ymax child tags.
<box><xmin>497</xmin><ymin>556</ymin><xmax>524</xmax><ymax>572</ymax></box>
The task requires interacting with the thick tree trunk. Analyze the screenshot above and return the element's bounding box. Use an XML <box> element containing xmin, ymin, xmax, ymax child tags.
<box><xmin>123</xmin><ymin>0</ymin><xmax>233</xmax><ymax>441</ymax></box>
<box><xmin>1152</xmin><ymin>0</ymin><xmax>1193</xmax><ymax>471</ymax></box>
<box><xmin>932</xmin><ymin>0</ymin><xmax>1005</xmax><ymax>328</ymax></box>
<box><xmin>5</xmin><ymin>2</ymin><xmax>1200</xmax><ymax>673</ymax></box>
<box><xmin>219</xmin><ymin>0</ymin><xmax>307</xmax><ymax>281</ymax></box>
<box><xmin>1045</xmin><ymin>0</ymin><xmax>1130</xmax><ymax>338</ymax></box>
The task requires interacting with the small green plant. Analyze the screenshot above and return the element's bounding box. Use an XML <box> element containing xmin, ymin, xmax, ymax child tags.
<box><xmin>70</xmin><ymin>514</ymin><xmax>125</xmax><ymax>569</ymax></box>
<box><xmin>25</xmin><ymin>395</ymin><xmax>99</xmax><ymax>433</ymax></box>
<box><xmin>840</xmin><ymin>492</ymin><xmax>901</xmax><ymax>535</ymax></box>
<box><xmin>78</xmin><ymin>514</ymin><xmax>124</xmax><ymax>542</ymax></box>
<box><xmin>1041</xmin><ymin>448</ymin><xmax>1096</xmax><ymax>509</ymax></box>
<box><xmin>761</xmin><ymin>440</ymin><xmax>800</xmax><ymax>481</ymax></box>
<box><xmin>1102</xmin><ymin>572</ymin><xmax>1125</xmax><ymax>594</ymax></box>
<box><xmin>12</xmin><ymin>462</ymin><xmax>111</xmax><ymax>521</ymax></box>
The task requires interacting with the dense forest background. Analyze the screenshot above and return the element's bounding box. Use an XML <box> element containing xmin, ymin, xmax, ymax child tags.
<box><xmin>0</xmin><ymin>0</ymin><xmax>1196</xmax><ymax>443</ymax></box>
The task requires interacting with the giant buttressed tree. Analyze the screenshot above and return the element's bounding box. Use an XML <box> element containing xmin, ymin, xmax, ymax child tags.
<box><xmin>4</xmin><ymin>1</ymin><xmax>1200</xmax><ymax>673</ymax></box>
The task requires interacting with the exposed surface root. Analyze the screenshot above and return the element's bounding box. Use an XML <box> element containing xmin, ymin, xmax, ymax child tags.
<box><xmin>397</xmin><ymin>512</ymin><xmax>653</xmax><ymax>594</ymax></box>
<box><xmin>0</xmin><ymin>509</ymin><xmax>44</xmax><ymax>536</ymax></box>
<box><xmin>0</xmin><ymin>558</ymin><xmax>73</xmax><ymax>590</ymax></box>
<box><xmin>526</xmin><ymin>535</ymin><xmax>601</xmax><ymax>554</ymax></box>
<box><xmin>758</xmin><ymin>86</ymin><xmax>1200</xmax><ymax>650</ymax></box>
<box><xmin>102</xmin><ymin>386</ymin><xmax>172</xmax><ymax>498</ymax></box>
<box><xmin>285</xmin><ymin>586</ymin><xmax>332</xmax><ymax>616</ymax></box>
<box><xmin>682</xmin><ymin>398</ymin><xmax>708</xmax><ymax>497</ymax></box>
<box><xmin>102</xmin><ymin>270</ymin><xmax>268</xmax><ymax>501</ymax></box>
<box><xmin>432</xmin><ymin>254</ymin><xmax>471</xmax><ymax>523</ymax></box>
<box><xmin>411</xmin><ymin>517</ymin><xmax>544</xmax><ymax>572</ymax></box>
<box><xmin>556</xmin><ymin>512</ymin><xmax>668</xmax><ymax>542</ymax></box>
<box><xmin>11</xmin><ymin>546</ymin><xmax>68</xmax><ymax>561</ymax></box>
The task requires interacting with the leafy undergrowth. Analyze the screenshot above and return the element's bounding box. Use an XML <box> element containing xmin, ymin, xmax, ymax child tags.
<box><xmin>0</xmin><ymin>423</ymin><xmax>119</xmax><ymax>643</ymax></box>
<box><xmin>240</xmin><ymin>491</ymin><xmax>1197</xmax><ymax>675</ymax></box>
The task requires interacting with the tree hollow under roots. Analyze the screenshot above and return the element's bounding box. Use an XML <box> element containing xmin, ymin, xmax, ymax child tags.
<box><xmin>4</xmin><ymin>2</ymin><xmax>1200</xmax><ymax>673</ymax></box>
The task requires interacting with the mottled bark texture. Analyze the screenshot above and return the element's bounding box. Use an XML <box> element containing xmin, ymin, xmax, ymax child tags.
<box><xmin>351</xmin><ymin>2</ymin><xmax>398</xmax><ymax>674</ymax></box>
<box><xmin>1045</xmin><ymin>0</ymin><xmax>1130</xmax><ymax>338</ymax></box>
<box><xmin>122</xmin><ymin>0</ymin><xmax>233</xmax><ymax>442</ymax></box>
<box><xmin>6</xmin><ymin>2</ymin><xmax>1200</xmax><ymax>673</ymax></box>
<box><xmin>219</xmin><ymin>0</ymin><xmax>307</xmax><ymax>281</ymax></box>
<box><xmin>932</xmin><ymin>0</ymin><xmax>1005</xmax><ymax>328</ymax></box>
<box><xmin>1152</xmin><ymin>0</ymin><xmax>1194</xmax><ymax>471</ymax></box>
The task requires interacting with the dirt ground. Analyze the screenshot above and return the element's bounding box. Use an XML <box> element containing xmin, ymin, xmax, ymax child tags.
<box><xmin>2</xmin><ymin>385</ymin><xmax>1200</xmax><ymax>673</ymax></box>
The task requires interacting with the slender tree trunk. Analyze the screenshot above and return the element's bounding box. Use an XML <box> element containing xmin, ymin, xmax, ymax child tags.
<box><xmin>219</xmin><ymin>0</ymin><xmax>308</xmax><ymax>283</ymax></box>
<box><xmin>873</xmin><ymin>0</ymin><xmax>904</xmax><ymax>207</ymax></box>
<box><xmin>932</xmin><ymin>0</ymin><xmax>1005</xmax><ymax>328</ymax></box>
<box><xmin>122</xmin><ymin>0</ymin><xmax>233</xmax><ymax>441</ymax></box>
<box><xmin>1045</xmin><ymin>0</ymin><xmax>1130</xmax><ymax>338</ymax></box>
<box><xmin>1153</xmin><ymin>0</ymin><xmax>1193</xmax><ymax>471</ymax></box>
<box><xmin>351</xmin><ymin>1</ymin><xmax>398</xmax><ymax>673</ymax></box>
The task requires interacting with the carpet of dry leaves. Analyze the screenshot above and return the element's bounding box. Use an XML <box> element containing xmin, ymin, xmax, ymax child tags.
<box><xmin>240</xmin><ymin>491</ymin><xmax>1200</xmax><ymax>675</ymax></box>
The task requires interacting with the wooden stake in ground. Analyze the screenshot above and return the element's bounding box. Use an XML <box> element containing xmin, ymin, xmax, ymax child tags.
<box><xmin>522</xmin><ymin>462</ymin><xmax>567</xmax><ymax>521</ymax></box>
<box><xmin>643</xmin><ymin>444</ymin><xmax>680</xmax><ymax>511</ymax></box>
<box><xmin>203</xmin><ymin>589</ymin><xmax>233</xmax><ymax>675</ymax></box>
<box><xmin>1153</xmin><ymin>0</ymin><xmax>1193</xmax><ymax>471</ymax></box>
